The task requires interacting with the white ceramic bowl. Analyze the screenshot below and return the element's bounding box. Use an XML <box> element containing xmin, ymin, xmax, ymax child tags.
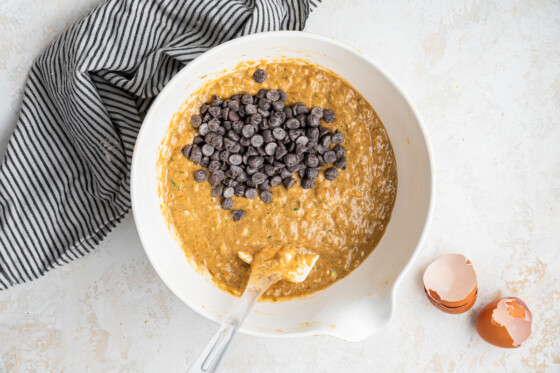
<box><xmin>131</xmin><ymin>31</ymin><xmax>435</xmax><ymax>341</ymax></box>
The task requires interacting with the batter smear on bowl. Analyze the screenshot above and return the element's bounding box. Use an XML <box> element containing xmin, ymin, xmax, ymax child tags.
<box><xmin>157</xmin><ymin>60</ymin><xmax>397</xmax><ymax>301</ymax></box>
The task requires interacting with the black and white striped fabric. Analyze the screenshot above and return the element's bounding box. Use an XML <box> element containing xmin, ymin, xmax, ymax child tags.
<box><xmin>0</xmin><ymin>0</ymin><xmax>318</xmax><ymax>290</ymax></box>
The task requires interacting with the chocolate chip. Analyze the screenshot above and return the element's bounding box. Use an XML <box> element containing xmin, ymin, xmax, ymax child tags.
<box><xmin>286</xmin><ymin>118</ymin><xmax>300</xmax><ymax>129</ymax></box>
<box><xmin>210</xmin><ymin>151</ymin><xmax>220</xmax><ymax>161</ymax></box>
<box><xmin>228</xmin><ymin>165</ymin><xmax>243</xmax><ymax>178</ymax></box>
<box><xmin>223</xmin><ymin>186</ymin><xmax>234</xmax><ymax>198</ymax></box>
<box><xmin>190</xmin><ymin>145</ymin><xmax>202</xmax><ymax>164</ymax></box>
<box><xmin>283</xmin><ymin>106</ymin><xmax>293</xmax><ymax>119</ymax></box>
<box><xmin>200</xmin><ymin>103</ymin><xmax>209</xmax><ymax>114</ymax></box>
<box><xmin>232</xmin><ymin>121</ymin><xmax>244</xmax><ymax>134</ymax></box>
<box><xmin>211</xmin><ymin>136</ymin><xmax>223</xmax><ymax>150</ymax></box>
<box><xmin>320</xmin><ymin>135</ymin><xmax>332</xmax><ymax>148</ymax></box>
<box><xmin>253</xmin><ymin>69</ymin><xmax>267</xmax><ymax>83</ymax></box>
<box><xmin>260</xmin><ymin>191</ymin><xmax>272</xmax><ymax>203</ymax></box>
<box><xmin>251</xmin><ymin>135</ymin><xmax>264</xmax><ymax>148</ymax></box>
<box><xmin>232</xmin><ymin>210</ymin><xmax>246</xmax><ymax>221</ymax></box>
<box><xmin>259</xmin><ymin>179</ymin><xmax>270</xmax><ymax>191</ymax></box>
<box><xmin>333</xmin><ymin>144</ymin><xmax>346</xmax><ymax>159</ymax></box>
<box><xmin>317</xmin><ymin>144</ymin><xmax>328</xmax><ymax>154</ymax></box>
<box><xmin>301</xmin><ymin>178</ymin><xmax>314</xmax><ymax>189</ymax></box>
<box><xmin>221</xmin><ymin>108</ymin><xmax>230</xmax><ymax>122</ymax></box>
<box><xmin>264</xmin><ymin>90</ymin><xmax>278</xmax><ymax>101</ymax></box>
<box><xmin>283</xmin><ymin>153</ymin><xmax>298</xmax><ymax>167</ymax></box>
<box><xmin>311</xmin><ymin>107</ymin><xmax>323</xmax><ymax>118</ymax></box>
<box><xmin>307</xmin><ymin>141</ymin><xmax>318</xmax><ymax>153</ymax></box>
<box><xmin>258</xmin><ymin>98</ymin><xmax>271</xmax><ymax>111</ymax></box>
<box><xmin>324</xmin><ymin>167</ymin><xmax>338</xmax><ymax>180</ymax></box>
<box><xmin>229</xmin><ymin>154</ymin><xmax>242</xmax><ymax>166</ymax></box>
<box><xmin>245</xmin><ymin>104</ymin><xmax>257</xmax><ymax>115</ymax></box>
<box><xmin>287</xmin><ymin>163</ymin><xmax>301</xmax><ymax>173</ymax></box>
<box><xmin>269</xmin><ymin>113</ymin><xmax>283</xmax><ymax>128</ymax></box>
<box><xmin>227</xmin><ymin>130</ymin><xmax>240</xmax><ymax>142</ymax></box>
<box><xmin>246</xmin><ymin>147</ymin><xmax>258</xmax><ymax>156</ymax></box>
<box><xmin>324</xmin><ymin>151</ymin><xmax>337</xmax><ymax>163</ymax></box>
<box><xmin>252</xmin><ymin>172</ymin><xmax>266</xmax><ymax>184</ymax></box>
<box><xmin>257</xmin><ymin>109</ymin><xmax>270</xmax><ymax>119</ymax></box>
<box><xmin>208</xmin><ymin>106</ymin><xmax>221</xmax><ymax>118</ymax></box>
<box><xmin>331</xmin><ymin>131</ymin><xmax>344</xmax><ymax>144</ymax></box>
<box><xmin>234</xmin><ymin>184</ymin><xmax>246</xmax><ymax>197</ymax></box>
<box><xmin>304</xmin><ymin>153</ymin><xmax>319</xmax><ymax>167</ymax></box>
<box><xmin>306</xmin><ymin>127</ymin><xmax>319</xmax><ymax>141</ymax></box>
<box><xmin>241</xmin><ymin>124</ymin><xmax>256</xmax><ymax>138</ymax></box>
<box><xmin>208</xmin><ymin>160</ymin><xmax>221</xmax><ymax>173</ymax></box>
<box><xmin>228</xmin><ymin>111</ymin><xmax>240</xmax><ymax>122</ymax></box>
<box><xmin>248</xmin><ymin>156</ymin><xmax>264</xmax><ymax>168</ymax></box>
<box><xmin>202</xmin><ymin>144</ymin><xmax>215</xmax><ymax>156</ymax></box>
<box><xmin>318</xmin><ymin>126</ymin><xmax>330</xmax><ymax>137</ymax></box>
<box><xmin>182</xmin><ymin>145</ymin><xmax>192</xmax><ymax>158</ymax></box>
<box><xmin>289</xmin><ymin>129</ymin><xmax>302</xmax><ymax>141</ymax></box>
<box><xmin>240</xmin><ymin>137</ymin><xmax>251</xmax><ymax>147</ymax></box>
<box><xmin>191</xmin><ymin>114</ymin><xmax>202</xmax><ymax>128</ymax></box>
<box><xmin>306</xmin><ymin>167</ymin><xmax>319</xmax><ymax>180</ymax></box>
<box><xmin>272</xmin><ymin>127</ymin><xmax>286</xmax><ymax>140</ymax></box>
<box><xmin>251</xmin><ymin>113</ymin><xmax>263</xmax><ymax>126</ymax></box>
<box><xmin>199</xmin><ymin>123</ymin><xmax>209</xmax><ymax>136</ymax></box>
<box><xmin>272</xmin><ymin>100</ymin><xmax>285</xmax><ymax>111</ymax></box>
<box><xmin>237</xmin><ymin>172</ymin><xmax>248</xmax><ymax>183</ymax></box>
<box><xmin>245</xmin><ymin>188</ymin><xmax>258</xmax><ymax>199</ymax></box>
<box><xmin>228</xmin><ymin>100</ymin><xmax>240</xmax><ymax>112</ymax></box>
<box><xmin>221</xmin><ymin>197</ymin><xmax>233</xmax><ymax>210</ymax></box>
<box><xmin>270</xmin><ymin>175</ymin><xmax>282</xmax><ymax>187</ymax></box>
<box><xmin>265</xmin><ymin>142</ymin><xmax>277</xmax><ymax>156</ymax></box>
<box><xmin>257</xmin><ymin>89</ymin><xmax>267</xmax><ymax>98</ymax></box>
<box><xmin>306</xmin><ymin>114</ymin><xmax>320</xmax><ymax>127</ymax></box>
<box><xmin>294</xmin><ymin>102</ymin><xmax>309</xmax><ymax>115</ymax></box>
<box><xmin>334</xmin><ymin>156</ymin><xmax>347</xmax><ymax>170</ymax></box>
<box><xmin>279</xmin><ymin>169</ymin><xmax>292</xmax><ymax>180</ymax></box>
<box><xmin>193</xmin><ymin>135</ymin><xmax>205</xmax><ymax>145</ymax></box>
<box><xmin>209</xmin><ymin>170</ymin><xmax>225</xmax><ymax>186</ymax></box>
<box><xmin>264</xmin><ymin>164</ymin><xmax>276</xmax><ymax>177</ymax></box>
<box><xmin>283</xmin><ymin>177</ymin><xmax>296</xmax><ymax>189</ymax></box>
<box><xmin>240</xmin><ymin>94</ymin><xmax>251</xmax><ymax>105</ymax></box>
<box><xmin>194</xmin><ymin>169</ymin><xmax>207</xmax><ymax>182</ymax></box>
<box><xmin>295</xmin><ymin>144</ymin><xmax>307</xmax><ymax>156</ymax></box>
<box><xmin>211</xmin><ymin>95</ymin><xmax>223</xmax><ymax>107</ymax></box>
<box><xmin>204</xmin><ymin>132</ymin><xmax>216</xmax><ymax>144</ymax></box>
<box><xmin>218</xmin><ymin>149</ymin><xmax>229</xmax><ymax>163</ymax></box>
<box><xmin>212</xmin><ymin>184</ymin><xmax>224</xmax><ymax>197</ymax></box>
<box><xmin>323</xmin><ymin>109</ymin><xmax>336</xmax><ymax>123</ymax></box>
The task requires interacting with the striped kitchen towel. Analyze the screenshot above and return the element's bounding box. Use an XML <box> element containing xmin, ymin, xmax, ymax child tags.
<box><xmin>0</xmin><ymin>0</ymin><xmax>319</xmax><ymax>290</ymax></box>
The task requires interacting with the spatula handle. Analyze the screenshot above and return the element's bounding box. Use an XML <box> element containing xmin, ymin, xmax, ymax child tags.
<box><xmin>187</xmin><ymin>285</ymin><xmax>263</xmax><ymax>373</ymax></box>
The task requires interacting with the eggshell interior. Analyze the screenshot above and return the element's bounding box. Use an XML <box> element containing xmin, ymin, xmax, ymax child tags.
<box><xmin>423</xmin><ymin>254</ymin><xmax>477</xmax><ymax>308</ymax></box>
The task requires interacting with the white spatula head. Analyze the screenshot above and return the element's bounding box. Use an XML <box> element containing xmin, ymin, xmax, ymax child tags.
<box><xmin>238</xmin><ymin>246</ymin><xmax>319</xmax><ymax>283</ymax></box>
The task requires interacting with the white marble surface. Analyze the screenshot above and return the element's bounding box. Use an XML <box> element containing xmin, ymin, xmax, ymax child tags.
<box><xmin>1</xmin><ymin>0</ymin><xmax>559</xmax><ymax>371</ymax></box>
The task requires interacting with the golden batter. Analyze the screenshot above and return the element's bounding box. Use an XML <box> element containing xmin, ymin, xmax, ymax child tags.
<box><xmin>157</xmin><ymin>60</ymin><xmax>397</xmax><ymax>301</ymax></box>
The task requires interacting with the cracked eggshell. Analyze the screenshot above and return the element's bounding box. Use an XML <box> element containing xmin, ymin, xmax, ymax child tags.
<box><xmin>423</xmin><ymin>254</ymin><xmax>478</xmax><ymax>313</ymax></box>
<box><xmin>476</xmin><ymin>297</ymin><xmax>533</xmax><ymax>348</ymax></box>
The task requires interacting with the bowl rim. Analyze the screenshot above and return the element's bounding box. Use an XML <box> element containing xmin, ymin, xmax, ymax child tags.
<box><xmin>131</xmin><ymin>30</ymin><xmax>436</xmax><ymax>339</ymax></box>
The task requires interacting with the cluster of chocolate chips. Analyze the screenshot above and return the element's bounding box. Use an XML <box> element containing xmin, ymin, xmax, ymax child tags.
<box><xmin>182</xmin><ymin>69</ymin><xmax>347</xmax><ymax>221</ymax></box>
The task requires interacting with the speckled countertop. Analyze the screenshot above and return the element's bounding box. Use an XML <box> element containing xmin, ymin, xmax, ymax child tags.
<box><xmin>0</xmin><ymin>0</ymin><xmax>559</xmax><ymax>372</ymax></box>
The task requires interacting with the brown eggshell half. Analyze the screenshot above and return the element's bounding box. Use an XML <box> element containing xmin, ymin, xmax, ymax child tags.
<box><xmin>425</xmin><ymin>287</ymin><xmax>478</xmax><ymax>314</ymax></box>
<box><xmin>476</xmin><ymin>297</ymin><xmax>533</xmax><ymax>348</ymax></box>
<box><xmin>423</xmin><ymin>254</ymin><xmax>478</xmax><ymax>312</ymax></box>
